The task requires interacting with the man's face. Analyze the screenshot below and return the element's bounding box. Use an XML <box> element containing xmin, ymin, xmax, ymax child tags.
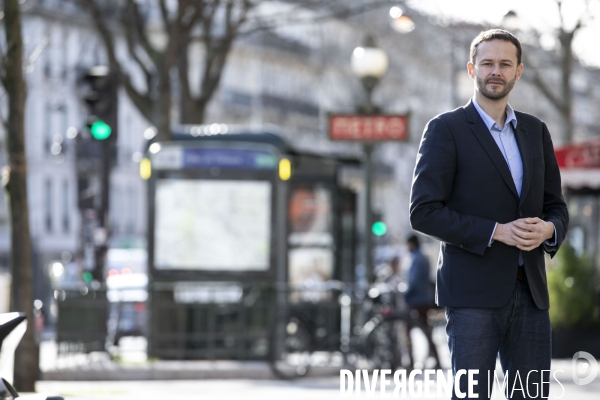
<box><xmin>467</xmin><ymin>39</ymin><xmax>523</xmax><ymax>101</ymax></box>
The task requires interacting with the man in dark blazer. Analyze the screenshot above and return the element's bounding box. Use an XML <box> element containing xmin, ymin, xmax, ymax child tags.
<box><xmin>410</xmin><ymin>29</ymin><xmax>568</xmax><ymax>399</ymax></box>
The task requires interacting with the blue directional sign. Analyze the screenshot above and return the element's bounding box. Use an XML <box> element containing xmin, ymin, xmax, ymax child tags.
<box><xmin>182</xmin><ymin>148</ymin><xmax>276</xmax><ymax>169</ymax></box>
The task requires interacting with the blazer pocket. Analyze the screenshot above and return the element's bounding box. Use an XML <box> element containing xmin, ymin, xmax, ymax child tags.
<box><xmin>444</xmin><ymin>243</ymin><xmax>463</xmax><ymax>253</ymax></box>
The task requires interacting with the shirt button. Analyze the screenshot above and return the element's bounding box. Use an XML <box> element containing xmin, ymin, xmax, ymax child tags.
<box><xmin>509</xmin><ymin>156</ymin><xmax>512</xmax><ymax>160</ymax></box>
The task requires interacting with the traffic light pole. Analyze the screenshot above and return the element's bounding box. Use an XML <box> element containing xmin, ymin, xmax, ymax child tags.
<box><xmin>79</xmin><ymin>66</ymin><xmax>118</xmax><ymax>283</ymax></box>
<box><xmin>92</xmin><ymin>136</ymin><xmax>113</xmax><ymax>283</ymax></box>
<box><xmin>94</xmin><ymin>70</ymin><xmax>117</xmax><ymax>283</ymax></box>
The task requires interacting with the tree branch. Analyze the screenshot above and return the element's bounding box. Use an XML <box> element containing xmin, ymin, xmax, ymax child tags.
<box><xmin>164</xmin><ymin>0</ymin><xmax>191</xmax><ymax>64</ymax></box>
<box><xmin>522</xmin><ymin>52</ymin><xmax>566</xmax><ymax>114</ymax></box>
<box><xmin>125</xmin><ymin>0</ymin><xmax>161</xmax><ymax>64</ymax></box>
<box><xmin>179</xmin><ymin>0</ymin><xmax>203</xmax><ymax>37</ymax></box>
<box><xmin>197</xmin><ymin>0</ymin><xmax>244</xmax><ymax>104</ymax></box>
<box><xmin>24</xmin><ymin>36</ymin><xmax>49</xmax><ymax>71</ymax></box>
<box><xmin>80</xmin><ymin>0</ymin><xmax>121</xmax><ymax>70</ymax></box>
<box><xmin>199</xmin><ymin>0</ymin><xmax>250</xmax><ymax>102</ymax></box>
<box><xmin>159</xmin><ymin>0</ymin><xmax>172</xmax><ymax>33</ymax></box>
<box><xmin>0</xmin><ymin>88</ymin><xmax>7</xmax><ymax>131</ymax></box>
<box><xmin>80</xmin><ymin>0</ymin><xmax>154</xmax><ymax>122</ymax></box>
<box><xmin>121</xmin><ymin>72</ymin><xmax>154</xmax><ymax>122</ymax></box>
<box><xmin>120</xmin><ymin>11</ymin><xmax>154</xmax><ymax>85</ymax></box>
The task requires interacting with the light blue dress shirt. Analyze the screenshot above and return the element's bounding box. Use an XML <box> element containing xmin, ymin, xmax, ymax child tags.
<box><xmin>473</xmin><ymin>99</ymin><xmax>523</xmax><ymax>194</ymax></box>
<box><xmin>472</xmin><ymin>99</ymin><xmax>555</xmax><ymax>257</ymax></box>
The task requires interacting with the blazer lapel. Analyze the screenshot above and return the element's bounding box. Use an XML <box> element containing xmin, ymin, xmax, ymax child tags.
<box><xmin>464</xmin><ymin>101</ymin><xmax>519</xmax><ymax>199</ymax></box>
<box><xmin>514</xmin><ymin>122</ymin><xmax>532</xmax><ymax>206</ymax></box>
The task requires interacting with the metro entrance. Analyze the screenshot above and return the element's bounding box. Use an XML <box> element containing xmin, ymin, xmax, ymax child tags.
<box><xmin>145</xmin><ymin>126</ymin><xmax>358</xmax><ymax>359</ymax></box>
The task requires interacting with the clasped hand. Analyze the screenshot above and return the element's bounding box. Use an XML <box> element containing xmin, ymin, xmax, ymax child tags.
<box><xmin>493</xmin><ymin>218</ymin><xmax>554</xmax><ymax>251</ymax></box>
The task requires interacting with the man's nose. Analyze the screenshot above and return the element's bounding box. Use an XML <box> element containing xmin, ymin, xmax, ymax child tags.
<box><xmin>491</xmin><ymin>63</ymin><xmax>501</xmax><ymax>74</ymax></box>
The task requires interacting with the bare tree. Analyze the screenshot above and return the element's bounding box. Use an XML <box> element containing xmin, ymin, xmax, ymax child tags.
<box><xmin>79</xmin><ymin>0</ymin><xmax>397</xmax><ymax>139</ymax></box>
<box><xmin>80</xmin><ymin>0</ymin><xmax>253</xmax><ymax>141</ymax></box>
<box><xmin>178</xmin><ymin>1</ymin><xmax>252</xmax><ymax>124</ymax></box>
<box><xmin>523</xmin><ymin>0</ymin><xmax>595</xmax><ymax>143</ymax></box>
<box><xmin>1</xmin><ymin>0</ymin><xmax>36</xmax><ymax>392</ymax></box>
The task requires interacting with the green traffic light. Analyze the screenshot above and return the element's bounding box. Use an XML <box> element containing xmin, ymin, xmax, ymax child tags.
<box><xmin>90</xmin><ymin>120</ymin><xmax>112</xmax><ymax>140</ymax></box>
<box><xmin>82</xmin><ymin>271</ymin><xmax>93</xmax><ymax>283</ymax></box>
<box><xmin>372</xmin><ymin>221</ymin><xmax>387</xmax><ymax>236</ymax></box>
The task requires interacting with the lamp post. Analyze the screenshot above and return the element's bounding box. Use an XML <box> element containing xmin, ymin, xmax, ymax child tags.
<box><xmin>502</xmin><ymin>10</ymin><xmax>520</xmax><ymax>32</ymax></box>
<box><xmin>351</xmin><ymin>35</ymin><xmax>388</xmax><ymax>284</ymax></box>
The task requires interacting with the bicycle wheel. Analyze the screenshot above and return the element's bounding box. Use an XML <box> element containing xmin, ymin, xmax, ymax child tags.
<box><xmin>362</xmin><ymin>318</ymin><xmax>404</xmax><ymax>370</ymax></box>
<box><xmin>269</xmin><ymin>313</ymin><xmax>313</xmax><ymax>379</ymax></box>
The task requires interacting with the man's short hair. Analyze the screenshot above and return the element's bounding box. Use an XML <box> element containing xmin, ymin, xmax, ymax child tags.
<box><xmin>470</xmin><ymin>29</ymin><xmax>522</xmax><ymax>66</ymax></box>
<box><xmin>407</xmin><ymin>234</ymin><xmax>420</xmax><ymax>249</ymax></box>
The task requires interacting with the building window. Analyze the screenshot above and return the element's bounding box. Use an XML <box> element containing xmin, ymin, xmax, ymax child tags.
<box><xmin>0</xmin><ymin>187</ymin><xmax>8</xmax><ymax>225</ymax></box>
<box><xmin>43</xmin><ymin>45</ymin><xmax>51</xmax><ymax>78</ymax></box>
<box><xmin>62</xmin><ymin>180</ymin><xmax>69</xmax><ymax>233</ymax></box>
<box><xmin>58</xmin><ymin>105</ymin><xmax>68</xmax><ymax>156</ymax></box>
<box><xmin>122</xmin><ymin>115</ymin><xmax>132</xmax><ymax>163</ymax></box>
<box><xmin>45</xmin><ymin>179</ymin><xmax>53</xmax><ymax>232</ymax></box>
<box><xmin>127</xmin><ymin>186</ymin><xmax>136</xmax><ymax>233</ymax></box>
<box><xmin>44</xmin><ymin>105</ymin><xmax>52</xmax><ymax>153</ymax></box>
<box><xmin>61</xmin><ymin>32</ymin><xmax>68</xmax><ymax>79</ymax></box>
<box><xmin>111</xmin><ymin>187</ymin><xmax>120</xmax><ymax>234</ymax></box>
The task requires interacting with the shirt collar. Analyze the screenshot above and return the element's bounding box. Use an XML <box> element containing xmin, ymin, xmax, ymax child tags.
<box><xmin>472</xmin><ymin>98</ymin><xmax>517</xmax><ymax>131</ymax></box>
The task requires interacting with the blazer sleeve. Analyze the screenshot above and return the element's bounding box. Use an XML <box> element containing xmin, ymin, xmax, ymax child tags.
<box><xmin>540</xmin><ymin>122</ymin><xmax>569</xmax><ymax>257</ymax></box>
<box><xmin>409</xmin><ymin>117</ymin><xmax>496</xmax><ymax>256</ymax></box>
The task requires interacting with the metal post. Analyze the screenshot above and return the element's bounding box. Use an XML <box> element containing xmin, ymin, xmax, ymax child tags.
<box><xmin>92</xmin><ymin>138</ymin><xmax>111</xmax><ymax>282</ymax></box>
<box><xmin>360</xmin><ymin>77</ymin><xmax>378</xmax><ymax>284</ymax></box>
<box><xmin>364</xmin><ymin>143</ymin><xmax>374</xmax><ymax>284</ymax></box>
<box><xmin>91</xmin><ymin>70</ymin><xmax>118</xmax><ymax>283</ymax></box>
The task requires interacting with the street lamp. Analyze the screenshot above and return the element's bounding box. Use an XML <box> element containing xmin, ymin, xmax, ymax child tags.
<box><xmin>351</xmin><ymin>35</ymin><xmax>388</xmax><ymax>284</ymax></box>
<box><xmin>351</xmin><ymin>36</ymin><xmax>388</xmax><ymax>114</ymax></box>
<box><xmin>389</xmin><ymin>6</ymin><xmax>415</xmax><ymax>34</ymax></box>
<box><xmin>502</xmin><ymin>10</ymin><xmax>520</xmax><ymax>31</ymax></box>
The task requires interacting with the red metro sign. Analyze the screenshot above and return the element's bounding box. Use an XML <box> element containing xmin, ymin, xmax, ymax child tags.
<box><xmin>554</xmin><ymin>139</ymin><xmax>600</xmax><ymax>169</ymax></box>
<box><xmin>328</xmin><ymin>114</ymin><xmax>408</xmax><ymax>141</ymax></box>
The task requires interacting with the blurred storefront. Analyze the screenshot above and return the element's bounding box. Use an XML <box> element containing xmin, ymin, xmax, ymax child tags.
<box><xmin>556</xmin><ymin>139</ymin><xmax>600</xmax><ymax>267</ymax></box>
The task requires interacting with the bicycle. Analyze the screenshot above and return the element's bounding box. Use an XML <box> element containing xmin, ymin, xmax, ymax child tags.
<box><xmin>268</xmin><ymin>280</ymin><xmax>436</xmax><ymax>379</ymax></box>
<box><xmin>0</xmin><ymin>313</ymin><xmax>64</xmax><ymax>400</ymax></box>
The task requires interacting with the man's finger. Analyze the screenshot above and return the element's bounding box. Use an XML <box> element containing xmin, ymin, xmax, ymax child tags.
<box><xmin>514</xmin><ymin>220</ymin><xmax>535</xmax><ymax>230</ymax></box>
<box><xmin>518</xmin><ymin>238</ymin><xmax>536</xmax><ymax>246</ymax></box>
<box><xmin>515</xmin><ymin>233</ymin><xmax>543</xmax><ymax>245</ymax></box>
<box><xmin>512</xmin><ymin>235</ymin><xmax>535</xmax><ymax>245</ymax></box>
<box><xmin>515</xmin><ymin>222</ymin><xmax>545</xmax><ymax>234</ymax></box>
<box><xmin>512</xmin><ymin>227</ymin><xmax>535</xmax><ymax>239</ymax></box>
<box><xmin>523</xmin><ymin>217</ymin><xmax>542</xmax><ymax>224</ymax></box>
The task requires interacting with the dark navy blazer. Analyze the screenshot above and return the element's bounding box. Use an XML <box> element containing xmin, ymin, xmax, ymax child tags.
<box><xmin>409</xmin><ymin>100</ymin><xmax>568</xmax><ymax>309</ymax></box>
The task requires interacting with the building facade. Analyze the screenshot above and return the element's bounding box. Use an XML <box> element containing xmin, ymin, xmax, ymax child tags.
<box><xmin>2</xmin><ymin>0</ymin><xmax>598</xmax><ymax>290</ymax></box>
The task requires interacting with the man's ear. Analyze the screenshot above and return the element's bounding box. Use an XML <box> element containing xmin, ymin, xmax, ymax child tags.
<box><xmin>516</xmin><ymin>63</ymin><xmax>524</xmax><ymax>80</ymax></box>
<box><xmin>467</xmin><ymin>61</ymin><xmax>475</xmax><ymax>79</ymax></box>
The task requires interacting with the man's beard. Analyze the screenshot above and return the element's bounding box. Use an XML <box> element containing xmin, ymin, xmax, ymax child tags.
<box><xmin>476</xmin><ymin>76</ymin><xmax>516</xmax><ymax>100</ymax></box>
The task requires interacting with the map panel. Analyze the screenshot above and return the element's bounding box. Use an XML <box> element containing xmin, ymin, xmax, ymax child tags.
<box><xmin>155</xmin><ymin>179</ymin><xmax>272</xmax><ymax>271</ymax></box>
